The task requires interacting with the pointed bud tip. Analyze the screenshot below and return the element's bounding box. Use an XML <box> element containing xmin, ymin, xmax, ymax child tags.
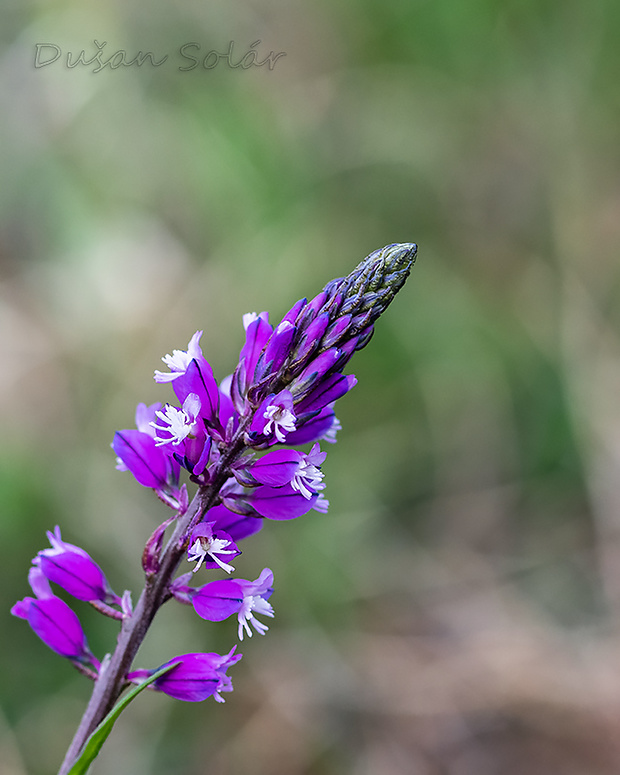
<box><xmin>384</xmin><ymin>242</ymin><xmax>417</xmax><ymax>269</ymax></box>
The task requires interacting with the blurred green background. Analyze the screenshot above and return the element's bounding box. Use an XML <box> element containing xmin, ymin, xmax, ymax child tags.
<box><xmin>3</xmin><ymin>1</ymin><xmax>620</xmax><ymax>773</ymax></box>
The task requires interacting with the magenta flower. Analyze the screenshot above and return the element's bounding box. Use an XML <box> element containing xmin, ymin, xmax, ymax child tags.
<box><xmin>192</xmin><ymin>568</ymin><xmax>274</xmax><ymax>640</ymax></box>
<box><xmin>113</xmin><ymin>403</ymin><xmax>181</xmax><ymax>506</ymax></box>
<box><xmin>11</xmin><ymin>568</ymin><xmax>95</xmax><ymax>664</ymax></box>
<box><xmin>248</xmin><ymin>389</ymin><xmax>297</xmax><ymax>445</ymax></box>
<box><xmin>154</xmin><ymin>331</ymin><xmax>220</xmax><ymax>425</ymax></box>
<box><xmin>34</xmin><ymin>526</ymin><xmax>121</xmax><ymax>604</ymax></box>
<box><xmin>150</xmin><ymin>647</ymin><xmax>242</xmax><ymax>702</ymax></box>
<box><xmin>187</xmin><ymin>522</ymin><xmax>241</xmax><ymax>573</ymax></box>
<box><xmin>249</xmin><ymin>444</ymin><xmax>326</xmax><ymax>500</ymax></box>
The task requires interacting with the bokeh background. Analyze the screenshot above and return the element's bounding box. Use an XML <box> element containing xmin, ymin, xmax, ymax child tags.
<box><xmin>2</xmin><ymin>1</ymin><xmax>620</xmax><ymax>773</ymax></box>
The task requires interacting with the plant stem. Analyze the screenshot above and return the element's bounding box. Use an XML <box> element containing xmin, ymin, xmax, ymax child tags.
<box><xmin>57</xmin><ymin>433</ymin><xmax>247</xmax><ymax>775</ymax></box>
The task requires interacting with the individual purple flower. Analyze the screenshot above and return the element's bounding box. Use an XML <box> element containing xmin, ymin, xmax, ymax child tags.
<box><xmin>34</xmin><ymin>526</ymin><xmax>121</xmax><ymax>605</ymax></box>
<box><xmin>154</xmin><ymin>331</ymin><xmax>220</xmax><ymax>425</ymax></box>
<box><xmin>191</xmin><ymin>568</ymin><xmax>274</xmax><ymax>641</ymax></box>
<box><xmin>248</xmin><ymin>389</ymin><xmax>297</xmax><ymax>445</ymax></box>
<box><xmin>248</xmin><ymin>444</ymin><xmax>326</xmax><ymax>500</ymax></box>
<box><xmin>11</xmin><ymin>568</ymin><xmax>96</xmax><ymax>664</ymax></box>
<box><xmin>113</xmin><ymin>403</ymin><xmax>181</xmax><ymax>505</ymax></box>
<box><xmin>187</xmin><ymin>522</ymin><xmax>240</xmax><ymax>573</ymax></box>
<box><xmin>147</xmin><ymin>646</ymin><xmax>242</xmax><ymax>702</ymax></box>
<box><xmin>151</xmin><ymin>394</ymin><xmax>202</xmax><ymax>447</ymax></box>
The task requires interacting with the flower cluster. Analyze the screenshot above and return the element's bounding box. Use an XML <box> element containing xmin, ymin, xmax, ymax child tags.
<box><xmin>12</xmin><ymin>243</ymin><xmax>416</xmax><ymax>710</ymax></box>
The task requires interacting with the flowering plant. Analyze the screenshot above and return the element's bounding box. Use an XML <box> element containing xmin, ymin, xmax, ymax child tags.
<box><xmin>12</xmin><ymin>242</ymin><xmax>416</xmax><ymax>773</ymax></box>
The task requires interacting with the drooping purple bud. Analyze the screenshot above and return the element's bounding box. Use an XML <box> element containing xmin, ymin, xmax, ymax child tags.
<box><xmin>291</xmin><ymin>313</ymin><xmax>330</xmax><ymax>366</ymax></box>
<box><xmin>237</xmin><ymin>313</ymin><xmax>272</xmax><ymax>392</ymax></box>
<box><xmin>11</xmin><ymin>568</ymin><xmax>95</xmax><ymax>664</ymax></box>
<box><xmin>150</xmin><ymin>647</ymin><xmax>242</xmax><ymax>703</ymax></box>
<box><xmin>34</xmin><ymin>527</ymin><xmax>120</xmax><ymax>605</ymax></box>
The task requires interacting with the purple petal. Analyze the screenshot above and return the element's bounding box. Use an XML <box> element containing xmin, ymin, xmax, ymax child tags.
<box><xmin>155</xmin><ymin>649</ymin><xmax>241</xmax><ymax>702</ymax></box>
<box><xmin>296</xmin><ymin>374</ymin><xmax>357</xmax><ymax>414</ymax></box>
<box><xmin>37</xmin><ymin>552</ymin><xmax>110</xmax><ymax>603</ymax></box>
<box><xmin>27</xmin><ymin>597</ymin><xmax>89</xmax><ymax>659</ymax></box>
<box><xmin>173</xmin><ymin>359</ymin><xmax>219</xmax><ymax>424</ymax></box>
<box><xmin>249</xmin><ymin>450</ymin><xmax>300</xmax><ymax>486</ymax></box>
<box><xmin>280</xmin><ymin>297</ymin><xmax>307</xmax><ymax>326</ymax></box>
<box><xmin>255</xmin><ymin>321</ymin><xmax>296</xmax><ymax>379</ymax></box>
<box><xmin>113</xmin><ymin>430</ymin><xmax>169</xmax><ymax>489</ymax></box>
<box><xmin>192</xmin><ymin>580</ymin><xmax>243</xmax><ymax>621</ymax></box>
<box><xmin>284</xmin><ymin>407</ymin><xmax>337</xmax><ymax>446</ymax></box>
<box><xmin>239</xmin><ymin>315</ymin><xmax>272</xmax><ymax>387</ymax></box>
<box><xmin>250</xmin><ymin>484</ymin><xmax>317</xmax><ymax>520</ymax></box>
<box><xmin>207</xmin><ymin>504</ymin><xmax>263</xmax><ymax>541</ymax></box>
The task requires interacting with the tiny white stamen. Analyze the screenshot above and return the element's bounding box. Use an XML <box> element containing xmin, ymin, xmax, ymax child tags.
<box><xmin>322</xmin><ymin>416</ymin><xmax>342</xmax><ymax>444</ymax></box>
<box><xmin>237</xmin><ymin>594</ymin><xmax>274</xmax><ymax>641</ymax></box>
<box><xmin>291</xmin><ymin>458</ymin><xmax>326</xmax><ymax>499</ymax></box>
<box><xmin>150</xmin><ymin>405</ymin><xmax>196</xmax><ymax>446</ymax></box>
<box><xmin>188</xmin><ymin>536</ymin><xmax>236</xmax><ymax>574</ymax></box>
<box><xmin>312</xmin><ymin>493</ymin><xmax>330</xmax><ymax>513</ymax></box>
<box><xmin>263</xmin><ymin>405</ymin><xmax>296</xmax><ymax>443</ymax></box>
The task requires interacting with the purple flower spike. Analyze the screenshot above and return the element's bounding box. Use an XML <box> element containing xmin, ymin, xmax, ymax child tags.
<box><xmin>11</xmin><ymin>568</ymin><xmax>94</xmax><ymax>663</ymax></box>
<box><xmin>152</xmin><ymin>647</ymin><xmax>242</xmax><ymax>702</ymax></box>
<box><xmin>35</xmin><ymin>526</ymin><xmax>120</xmax><ymax>604</ymax></box>
<box><xmin>187</xmin><ymin>522</ymin><xmax>240</xmax><ymax>573</ymax></box>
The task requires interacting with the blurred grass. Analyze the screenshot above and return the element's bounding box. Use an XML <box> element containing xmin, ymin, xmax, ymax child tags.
<box><xmin>2</xmin><ymin>0</ymin><xmax>620</xmax><ymax>773</ymax></box>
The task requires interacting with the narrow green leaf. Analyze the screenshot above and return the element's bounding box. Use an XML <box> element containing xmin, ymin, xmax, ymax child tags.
<box><xmin>66</xmin><ymin>662</ymin><xmax>179</xmax><ymax>775</ymax></box>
